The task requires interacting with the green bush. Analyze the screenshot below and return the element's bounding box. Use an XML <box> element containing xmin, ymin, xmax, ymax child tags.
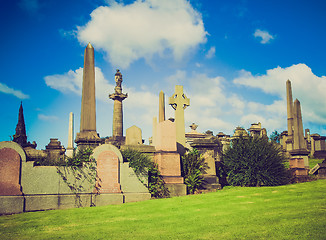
<box><xmin>181</xmin><ymin>149</ymin><xmax>207</xmax><ymax>194</ymax></box>
<box><xmin>121</xmin><ymin>149</ymin><xmax>170</xmax><ymax>198</ymax></box>
<box><xmin>223</xmin><ymin>135</ymin><xmax>290</xmax><ymax>187</ymax></box>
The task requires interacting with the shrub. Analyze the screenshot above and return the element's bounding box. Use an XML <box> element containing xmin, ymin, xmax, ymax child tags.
<box><xmin>121</xmin><ymin>149</ymin><xmax>170</xmax><ymax>198</ymax></box>
<box><xmin>222</xmin><ymin>135</ymin><xmax>290</xmax><ymax>187</ymax></box>
<box><xmin>181</xmin><ymin>149</ymin><xmax>207</xmax><ymax>194</ymax></box>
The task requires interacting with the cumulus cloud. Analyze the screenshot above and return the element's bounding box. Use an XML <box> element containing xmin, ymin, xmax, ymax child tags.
<box><xmin>76</xmin><ymin>0</ymin><xmax>207</xmax><ymax>68</ymax></box>
<box><xmin>44</xmin><ymin>67</ymin><xmax>114</xmax><ymax>102</ymax></box>
<box><xmin>0</xmin><ymin>82</ymin><xmax>29</xmax><ymax>99</ymax></box>
<box><xmin>254</xmin><ymin>29</ymin><xmax>274</xmax><ymax>44</ymax></box>
<box><xmin>205</xmin><ymin>46</ymin><xmax>216</xmax><ymax>59</ymax></box>
<box><xmin>233</xmin><ymin>63</ymin><xmax>326</xmax><ymax>125</ymax></box>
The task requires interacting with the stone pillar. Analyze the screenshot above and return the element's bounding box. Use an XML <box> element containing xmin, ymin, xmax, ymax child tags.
<box><xmin>286</xmin><ymin>79</ymin><xmax>294</xmax><ymax>151</ymax></box>
<box><xmin>290</xmin><ymin>99</ymin><xmax>309</xmax><ymax>168</ymax></box>
<box><xmin>169</xmin><ymin>85</ymin><xmax>190</xmax><ymax>153</ymax></box>
<box><xmin>159</xmin><ymin>91</ymin><xmax>165</xmax><ymax>123</ymax></box>
<box><xmin>66</xmin><ymin>112</ymin><xmax>74</xmax><ymax>157</ymax></box>
<box><xmin>109</xmin><ymin>70</ymin><xmax>128</xmax><ymax>145</ymax></box>
<box><xmin>75</xmin><ymin>43</ymin><xmax>101</xmax><ymax>149</ymax></box>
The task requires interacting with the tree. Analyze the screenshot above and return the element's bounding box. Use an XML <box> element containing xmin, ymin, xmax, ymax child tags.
<box><xmin>270</xmin><ymin>130</ymin><xmax>280</xmax><ymax>143</ymax></box>
<box><xmin>222</xmin><ymin>135</ymin><xmax>290</xmax><ymax>187</ymax></box>
<box><xmin>181</xmin><ymin>149</ymin><xmax>207</xmax><ymax>194</ymax></box>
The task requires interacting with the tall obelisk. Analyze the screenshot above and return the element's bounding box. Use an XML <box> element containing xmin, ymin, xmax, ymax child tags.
<box><xmin>75</xmin><ymin>43</ymin><xmax>101</xmax><ymax>149</ymax></box>
<box><xmin>159</xmin><ymin>91</ymin><xmax>166</xmax><ymax>122</ymax></box>
<box><xmin>66</xmin><ymin>112</ymin><xmax>74</xmax><ymax>157</ymax></box>
<box><xmin>109</xmin><ymin>69</ymin><xmax>128</xmax><ymax>146</ymax></box>
<box><xmin>286</xmin><ymin>79</ymin><xmax>294</xmax><ymax>151</ymax></box>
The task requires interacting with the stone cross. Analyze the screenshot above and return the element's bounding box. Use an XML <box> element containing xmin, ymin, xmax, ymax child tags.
<box><xmin>169</xmin><ymin>85</ymin><xmax>190</xmax><ymax>148</ymax></box>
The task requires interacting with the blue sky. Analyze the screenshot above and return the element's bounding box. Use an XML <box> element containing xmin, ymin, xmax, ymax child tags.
<box><xmin>1</xmin><ymin>0</ymin><xmax>326</xmax><ymax>149</ymax></box>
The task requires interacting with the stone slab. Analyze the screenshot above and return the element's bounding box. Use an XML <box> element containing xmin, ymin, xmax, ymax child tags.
<box><xmin>0</xmin><ymin>196</ymin><xmax>24</xmax><ymax>215</ymax></box>
<box><xmin>24</xmin><ymin>194</ymin><xmax>92</xmax><ymax>212</ymax></box>
<box><xmin>165</xmin><ymin>183</ymin><xmax>186</xmax><ymax>197</ymax></box>
<box><xmin>123</xmin><ymin>193</ymin><xmax>151</xmax><ymax>203</ymax></box>
<box><xmin>94</xmin><ymin>193</ymin><xmax>124</xmax><ymax>206</ymax></box>
<box><xmin>120</xmin><ymin>163</ymin><xmax>149</xmax><ymax>193</ymax></box>
<box><xmin>155</xmin><ymin>120</ymin><xmax>177</xmax><ymax>151</ymax></box>
<box><xmin>289</xmin><ymin>158</ymin><xmax>305</xmax><ymax>169</ymax></box>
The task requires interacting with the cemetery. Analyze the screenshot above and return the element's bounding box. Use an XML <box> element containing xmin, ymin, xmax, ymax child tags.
<box><xmin>1</xmin><ymin>44</ymin><xmax>326</xmax><ymax>217</ymax></box>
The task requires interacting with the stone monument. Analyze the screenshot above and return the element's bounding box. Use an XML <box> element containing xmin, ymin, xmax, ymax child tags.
<box><xmin>159</xmin><ymin>90</ymin><xmax>166</xmax><ymax>122</ymax></box>
<box><xmin>66</xmin><ymin>112</ymin><xmax>74</xmax><ymax>157</ymax></box>
<box><xmin>286</xmin><ymin>79</ymin><xmax>294</xmax><ymax>151</ymax></box>
<box><xmin>75</xmin><ymin>43</ymin><xmax>101</xmax><ymax>149</ymax></box>
<box><xmin>109</xmin><ymin>69</ymin><xmax>128</xmax><ymax>146</ymax></box>
<box><xmin>169</xmin><ymin>85</ymin><xmax>190</xmax><ymax>153</ymax></box>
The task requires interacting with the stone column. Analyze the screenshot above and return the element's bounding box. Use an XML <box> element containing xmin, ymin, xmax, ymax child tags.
<box><xmin>109</xmin><ymin>70</ymin><xmax>128</xmax><ymax>145</ymax></box>
<box><xmin>75</xmin><ymin>43</ymin><xmax>101</xmax><ymax>149</ymax></box>
<box><xmin>286</xmin><ymin>79</ymin><xmax>294</xmax><ymax>151</ymax></box>
<box><xmin>66</xmin><ymin>112</ymin><xmax>74</xmax><ymax>157</ymax></box>
<box><xmin>169</xmin><ymin>85</ymin><xmax>190</xmax><ymax>152</ymax></box>
<box><xmin>159</xmin><ymin>91</ymin><xmax>165</xmax><ymax>123</ymax></box>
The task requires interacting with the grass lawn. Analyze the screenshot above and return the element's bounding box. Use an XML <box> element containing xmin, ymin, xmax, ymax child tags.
<box><xmin>1</xmin><ymin>179</ymin><xmax>325</xmax><ymax>240</ymax></box>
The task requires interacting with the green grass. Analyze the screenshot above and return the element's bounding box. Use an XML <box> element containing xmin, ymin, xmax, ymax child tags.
<box><xmin>1</xmin><ymin>180</ymin><xmax>325</xmax><ymax>239</ymax></box>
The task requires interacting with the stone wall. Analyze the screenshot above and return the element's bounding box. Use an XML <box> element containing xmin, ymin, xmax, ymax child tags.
<box><xmin>0</xmin><ymin>142</ymin><xmax>150</xmax><ymax>215</ymax></box>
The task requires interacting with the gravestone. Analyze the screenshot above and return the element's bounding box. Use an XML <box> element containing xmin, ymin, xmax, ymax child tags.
<box><xmin>0</xmin><ymin>141</ymin><xmax>25</xmax><ymax>214</ymax></box>
<box><xmin>0</xmin><ymin>147</ymin><xmax>23</xmax><ymax>196</ymax></box>
<box><xmin>154</xmin><ymin>120</ymin><xmax>186</xmax><ymax>196</ymax></box>
<box><xmin>125</xmin><ymin>125</ymin><xmax>142</xmax><ymax>145</ymax></box>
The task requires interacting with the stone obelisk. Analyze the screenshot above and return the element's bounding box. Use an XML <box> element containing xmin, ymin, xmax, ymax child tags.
<box><xmin>291</xmin><ymin>99</ymin><xmax>309</xmax><ymax>167</ymax></box>
<box><xmin>66</xmin><ymin>112</ymin><xmax>74</xmax><ymax>157</ymax></box>
<box><xmin>286</xmin><ymin>79</ymin><xmax>294</xmax><ymax>151</ymax></box>
<box><xmin>159</xmin><ymin>91</ymin><xmax>166</xmax><ymax>122</ymax></box>
<box><xmin>169</xmin><ymin>85</ymin><xmax>190</xmax><ymax>153</ymax></box>
<box><xmin>109</xmin><ymin>69</ymin><xmax>128</xmax><ymax>146</ymax></box>
<box><xmin>75</xmin><ymin>43</ymin><xmax>101</xmax><ymax>149</ymax></box>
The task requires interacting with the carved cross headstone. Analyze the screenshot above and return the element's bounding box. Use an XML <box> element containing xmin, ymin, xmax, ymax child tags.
<box><xmin>169</xmin><ymin>85</ymin><xmax>190</xmax><ymax>148</ymax></box>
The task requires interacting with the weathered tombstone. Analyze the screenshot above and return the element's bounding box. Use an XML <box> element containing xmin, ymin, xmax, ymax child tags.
<box><xmin>0</xmin><ymin>141</ymin><xmax>25</xmax><ymax>214</ymax></box>
<box><xmin>125</xmin><ymin>125</ymin><xmax>142</xmax><ymax>145</ymax></box>
<box><xmin>154</xmin><ymin>120</ymin><xmax>186</xmax><ymax>196</ymax></box>
<box><xmin>309</xmin><ymin>161</ymin><xmax>326</xmax><ymax>179</ymax></box>
<box><xmin>92</xmin><ymin>144</ymin><xmax>124</xmax><ymax>205</ymax></box>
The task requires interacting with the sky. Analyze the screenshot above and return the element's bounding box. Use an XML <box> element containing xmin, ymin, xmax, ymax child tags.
<box><xmin>1</xmin><ymin>0</ymin><xmax>326</xmax><ymax>150</ymax></box>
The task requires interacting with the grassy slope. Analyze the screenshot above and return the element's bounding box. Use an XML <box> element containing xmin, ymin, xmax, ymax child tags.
<box><xmin>0</xmin><ymin>180</ymin><xmax>325</xmax><ymax>240</ymax></box>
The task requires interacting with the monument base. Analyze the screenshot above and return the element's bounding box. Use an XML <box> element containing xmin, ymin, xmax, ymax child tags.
<box><xmin>165</xmin><ymin>183</ymin><xmax>187</xmax><ymax>197</ymax></box>
<box><xmin>75</xmin><ymin>131</ymin><xmax>102</xmax><ymax>150</ymax></box>
<box><xmin>202</xmin><ymin>175</ymin><xmax>221</xmax><ymax>190</ymax></box>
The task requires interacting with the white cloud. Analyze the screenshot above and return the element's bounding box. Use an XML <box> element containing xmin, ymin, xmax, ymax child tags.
<box><xmin>205</xmin><ymin>46</ymin><xmax>216</xmax><ymax>59</ymax></box>
<box><xmin>254</xmin><ymin>29</ymin><xmax>274</xmax><ymax>44</ymax></box>
<box><xmin>0</xmin><ymin>82</ymin><xmax>29</xmax><ymax>99</ymax></box>
<box><xmin>38</xmin><ymin>114</ymin><xmax>58</xmax><ymax>121</ymax></box>
<box><xmin>233</xmin><ymin>63</ymin><xmax>326</xmax><ymax>125</ymax></box>
<box><xmin>76</xmin><ymin>0</ymin><xmax>207</xmax><ymax>68</ymax></box>
<box><xmin>44</xmin><ymin>67</ymin><xmax>114</xmax><ymax>102</ymax></box>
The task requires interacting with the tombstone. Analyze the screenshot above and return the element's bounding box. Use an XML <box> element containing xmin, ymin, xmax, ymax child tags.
<box><xmin>0</xmin><ymin>142</ymin><xmax>24</xmax><ymax>196</ymax></box>
<box><xmin>310</xmin><ymin>134</ymin><xmax>326</xmax><ymax>159</ymax></box>
<box><xmin>0</xmin><ymin>141</ymin><xmax>25</xmax><ymax>214</ymax></box>
<box><xmin>125</xmin><ymin>125</ymin><xmax>142</xmax><ymax>145</ymax></box>
<box><xmin>154</xmin><ymin>120</ymin><xmax>186</xmax><ymax>196</ymax></box>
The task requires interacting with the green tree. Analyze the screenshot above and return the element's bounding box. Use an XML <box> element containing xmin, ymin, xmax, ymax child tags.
<box><xmin>181</xmin><ymin>149</ymin><xmax>207</xmax><ymax>194</ymax></box>
<box><xmin>223</xmin><ymin>135</ymin><xmax>290</xmax><ymax>187</ymax></box>
<box><xmin>270</xmin><ymin>130</ymin><xmax>280</xmax><ymax>143</ymax></box>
